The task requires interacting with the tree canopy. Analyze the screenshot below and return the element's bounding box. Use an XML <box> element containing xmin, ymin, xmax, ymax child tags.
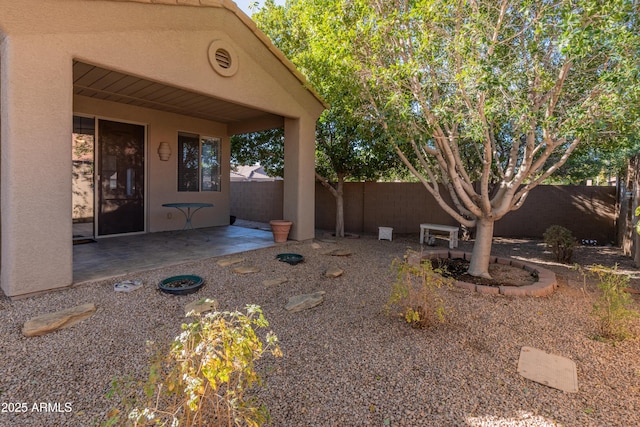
<box><xmin>301</xmin><ymin>0</ymin><xmax>639</xmax><ymax>276</ymax></box>
<box><xmin>233</xmin><ymin>0</ymin><xmax>407</xmax><ymax>236</ymax></box>
<box><xmin>238</xmin><ymin>0</ymin><xmax>639</xmax><ymax>275</ymax></box>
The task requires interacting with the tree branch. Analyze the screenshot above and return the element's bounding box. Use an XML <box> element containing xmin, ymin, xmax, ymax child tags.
<box><xmin>315</xmin><ymin>172</ymin><xmax>338</xmax><ymax>198</ymax></box>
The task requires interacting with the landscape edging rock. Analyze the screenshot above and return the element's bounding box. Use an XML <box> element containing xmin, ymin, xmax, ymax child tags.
<box><xmin>419</xmin><ymin>250</ymin><xmax>558</xmax><ymax>297</ymax></box>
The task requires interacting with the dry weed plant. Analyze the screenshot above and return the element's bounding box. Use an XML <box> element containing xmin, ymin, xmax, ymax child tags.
<box><xmin>386</xmin><ymin>250</ymin><xmax>452</xmax><ymax>329</ymax></box>
<box><xmin>105</xmin><ymin>305</ymin><xmax>281</xmax><ymax>427</ymax></box>
<box><xmin>589</xmin><ymin>265</ymin><xmax>639</xmax><ymax>341</ymax></box>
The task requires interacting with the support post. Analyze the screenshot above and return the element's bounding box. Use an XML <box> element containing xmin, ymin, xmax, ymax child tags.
<box><xmin>283</xmin><ymin>116</ymin><xmax>316</xmax><ymax>241</ymax></box>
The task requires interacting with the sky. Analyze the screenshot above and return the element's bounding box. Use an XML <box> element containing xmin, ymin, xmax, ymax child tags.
<box><xmin>233</xmin><ymin>0</ymin><xmax>286</xmax><ymax>16</ymax></box>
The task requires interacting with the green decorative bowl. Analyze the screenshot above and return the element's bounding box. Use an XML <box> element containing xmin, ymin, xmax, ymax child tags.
<box><xmin>276</xmin><ymin>253</ymin><xmax>304</xmax><ymax>265</ymax></box>
<box><xmin>158</xmin><ymin>275</ymin><xmax>205</xmax><ymax>295</ymax></box>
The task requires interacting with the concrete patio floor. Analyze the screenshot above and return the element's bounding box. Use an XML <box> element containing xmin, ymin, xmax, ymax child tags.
<box><xmin>73</xmin><ymin>221</ymin><xmax>275</xmax><ymax>283</ymax></box>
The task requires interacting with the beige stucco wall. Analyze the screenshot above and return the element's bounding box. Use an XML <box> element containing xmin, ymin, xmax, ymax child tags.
<box><xmin>0</xmin><ymin>0</ymin><xmax>324</xmax><ymax>297</ymax></box>
<box><xmin>1</xmin><ymin>36</ymin><xmax>74</xmax><ymax>297</ymax></box>
<box><xmin>74</xmin><ymin>95</ymin><xmax>232</xmax><ymax>231</ymax></box>
<box><xmin>283</xmin><ymin>116</ymin><xmax>317</xmax><ymax>239</ymax></box>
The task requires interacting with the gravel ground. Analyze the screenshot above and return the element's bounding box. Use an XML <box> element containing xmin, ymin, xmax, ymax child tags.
<box><xmin>1</xmin><ymin>234</ymin><xmax>639</xmax><ymax>427</ymax></box>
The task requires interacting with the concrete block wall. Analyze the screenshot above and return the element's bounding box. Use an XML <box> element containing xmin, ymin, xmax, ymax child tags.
<box><xmin>494</xmin><ymin>185</ymin><xmax>617</xmax><ymax>242</ymax></box>
<box><xmin>362</xmin><ymin>182</ymin><xmax>457</xmax><ymax>234</ymax></box>
<box><xmin>231</xmin><ymin>181</ymin><xmax>617</xmax><ymax>242</ymax></box>
<box><xmin>230</xmin><ymin>181</ymin><xmax>283</xmax><ymax>223</ymax></box>
<box><xmin>315</xmin><ymin>182</ymin><xmax>365</xmax><ymax>232</ymax></box>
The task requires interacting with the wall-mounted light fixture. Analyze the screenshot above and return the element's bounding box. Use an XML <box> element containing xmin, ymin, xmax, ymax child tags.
<box><xmin>157</xmin><ymin>142</ymin><xmax>171</xmax><ymax>161</ymax></box>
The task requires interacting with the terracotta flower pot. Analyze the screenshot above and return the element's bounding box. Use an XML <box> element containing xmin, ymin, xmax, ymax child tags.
<box><xmin>269</xmin><ymin>220</ymin><xmax>293</xmax><ymax>243</ymax></box>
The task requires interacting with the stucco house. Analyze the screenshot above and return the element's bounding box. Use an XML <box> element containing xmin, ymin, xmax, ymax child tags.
<box><xmin>230</xmin><ymin>164</ymin><xmax>278</xmax><ymax>181</ymax></box>
<box><xmin>0</xmin><ymin>0</ymin><xmax>326</xmax><ymax>297</ymax></box>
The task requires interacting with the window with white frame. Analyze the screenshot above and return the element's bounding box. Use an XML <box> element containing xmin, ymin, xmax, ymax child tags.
<box><xmin>178</xmin><ymin>132</ymin><xmax>221</xmax><ymax>192</ymax></box>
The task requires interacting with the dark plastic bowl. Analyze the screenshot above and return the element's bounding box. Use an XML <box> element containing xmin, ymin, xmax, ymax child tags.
<box><xmin>158</xmin><ymin>275</ymin><xmax>205</xmax><ymax>295</ymax></box>
<box><xmin>276</xmin><ymin>253</ymin><xmax>304</xmax><ymax>265</ymax></box>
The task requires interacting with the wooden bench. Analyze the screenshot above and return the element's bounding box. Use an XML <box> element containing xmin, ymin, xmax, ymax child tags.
<box><xmin>420</xmin><ymin>223</ymin><xmax>459</xmax><ymax>249</ymax></box>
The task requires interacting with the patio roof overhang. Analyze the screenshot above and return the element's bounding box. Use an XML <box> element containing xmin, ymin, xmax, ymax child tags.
<box><xmin>73</xmin><ymin>60</ymin><xmax>284</xmax><ymax>135</ymax></box>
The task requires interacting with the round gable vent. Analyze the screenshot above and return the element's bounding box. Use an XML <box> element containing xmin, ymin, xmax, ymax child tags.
<box><xmin>215</xmin><ymin>48</ymin><xmax>232</xmax><ymax>69</ymax></box>
<box><xmin>208</xmin><ymin>40</ymin><xmax>238</xmax><ymax>77</ymax></box>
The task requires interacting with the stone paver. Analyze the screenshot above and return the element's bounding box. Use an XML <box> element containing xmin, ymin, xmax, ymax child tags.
<box><xmin>217</xmin><ymin>257</ymin><xmax>245</xmax><ymax>267</ymax></box>
<box><xmin>325</xmin><ymin>266</ymin><xmax>344</xmax><ymax>278</ymax></box>
<box><xmin>23</xmin><ymin>303</ymin><xmax>97</xmax><ymax>337</ymax></box>
<box><xmin>330</xmin><ymin>249</ymin><xmax>353</xmax><ymax>257</ymax></box>
<box><xmin>184</xmin><ymin>298</ymin><xmax>218</xmax><ymax>315</ymax></box>
<box><xmin>233</xmin><ymin>266</ymin><xmax>260</xmax><ymax>274</ymax></box>
<box><xmin>263</xmin><ymin>277</ymin><xmax>288</xmax><ymax>286</ymax></box>
<box><xmin>285</xmin><ymin>291</ymin><xmax>326</xmax><ymax>312</ymax></box>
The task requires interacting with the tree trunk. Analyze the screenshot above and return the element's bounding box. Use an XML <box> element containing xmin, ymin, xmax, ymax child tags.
<box><xmin>335</xmin><ymin>177</ymin><xmax>344</xmax><ymax>238</ymax></box>
<box><xmin>468</xmin><ymin>217</ymin><xmax>495</xmax><ymax>279</ymax></box>
<box><xmin>315</xmin><ymin>172</ymin><xmax>346</xmax><ymax>238</ymax></box>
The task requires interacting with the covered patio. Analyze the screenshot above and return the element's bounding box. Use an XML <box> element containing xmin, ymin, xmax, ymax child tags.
<box><xmin>0</xmin><ymin>0</ymin><xmax>325</xmax><ymax>298</ymax></box>
<box><xmin>73</xmin><ymin>221</ymin><xmax>275</xmax><ymax>284</ymax></box>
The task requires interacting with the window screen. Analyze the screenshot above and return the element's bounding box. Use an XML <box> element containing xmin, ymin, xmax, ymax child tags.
<box><xmin>178</xmin><ymin>132</ymin><xmax>221</xmax><ymax>192</ymax></box>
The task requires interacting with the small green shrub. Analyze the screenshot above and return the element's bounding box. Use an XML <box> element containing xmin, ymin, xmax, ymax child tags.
<box><xmin>105</xmin><ymin>305</ymin><xmax>281</xmax><ymax>427</ymax></box>
<box><xmin>636</xmin><ymin>207</ymin><xmax>640</xmax><ymax>235</ymax></box>
<box><xmin>590</xmin><ymin>265</ymin><xmax>638</xmax><ymax>341</ymax></box>
<box><xmin>386</xmin><ymin>251</ymin><xmax>452</xmax><ymax>329</ymax></box>
<box><xmin>543</xmin><ymin>225</ymin><xmax>577</xmax><ymax>263</ymax></box>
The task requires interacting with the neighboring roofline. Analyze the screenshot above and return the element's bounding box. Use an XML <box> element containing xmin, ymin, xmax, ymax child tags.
<box><xmin>105</xmin><ymin>0</ymin><xmax>329</xmax><ymax>110</ymax></box>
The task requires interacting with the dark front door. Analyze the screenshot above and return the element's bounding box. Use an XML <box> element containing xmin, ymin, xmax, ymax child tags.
<box><xmin>97</xmin><ymin>119</ymin><xmax>145</xmax><ymax>236</ymax></box>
